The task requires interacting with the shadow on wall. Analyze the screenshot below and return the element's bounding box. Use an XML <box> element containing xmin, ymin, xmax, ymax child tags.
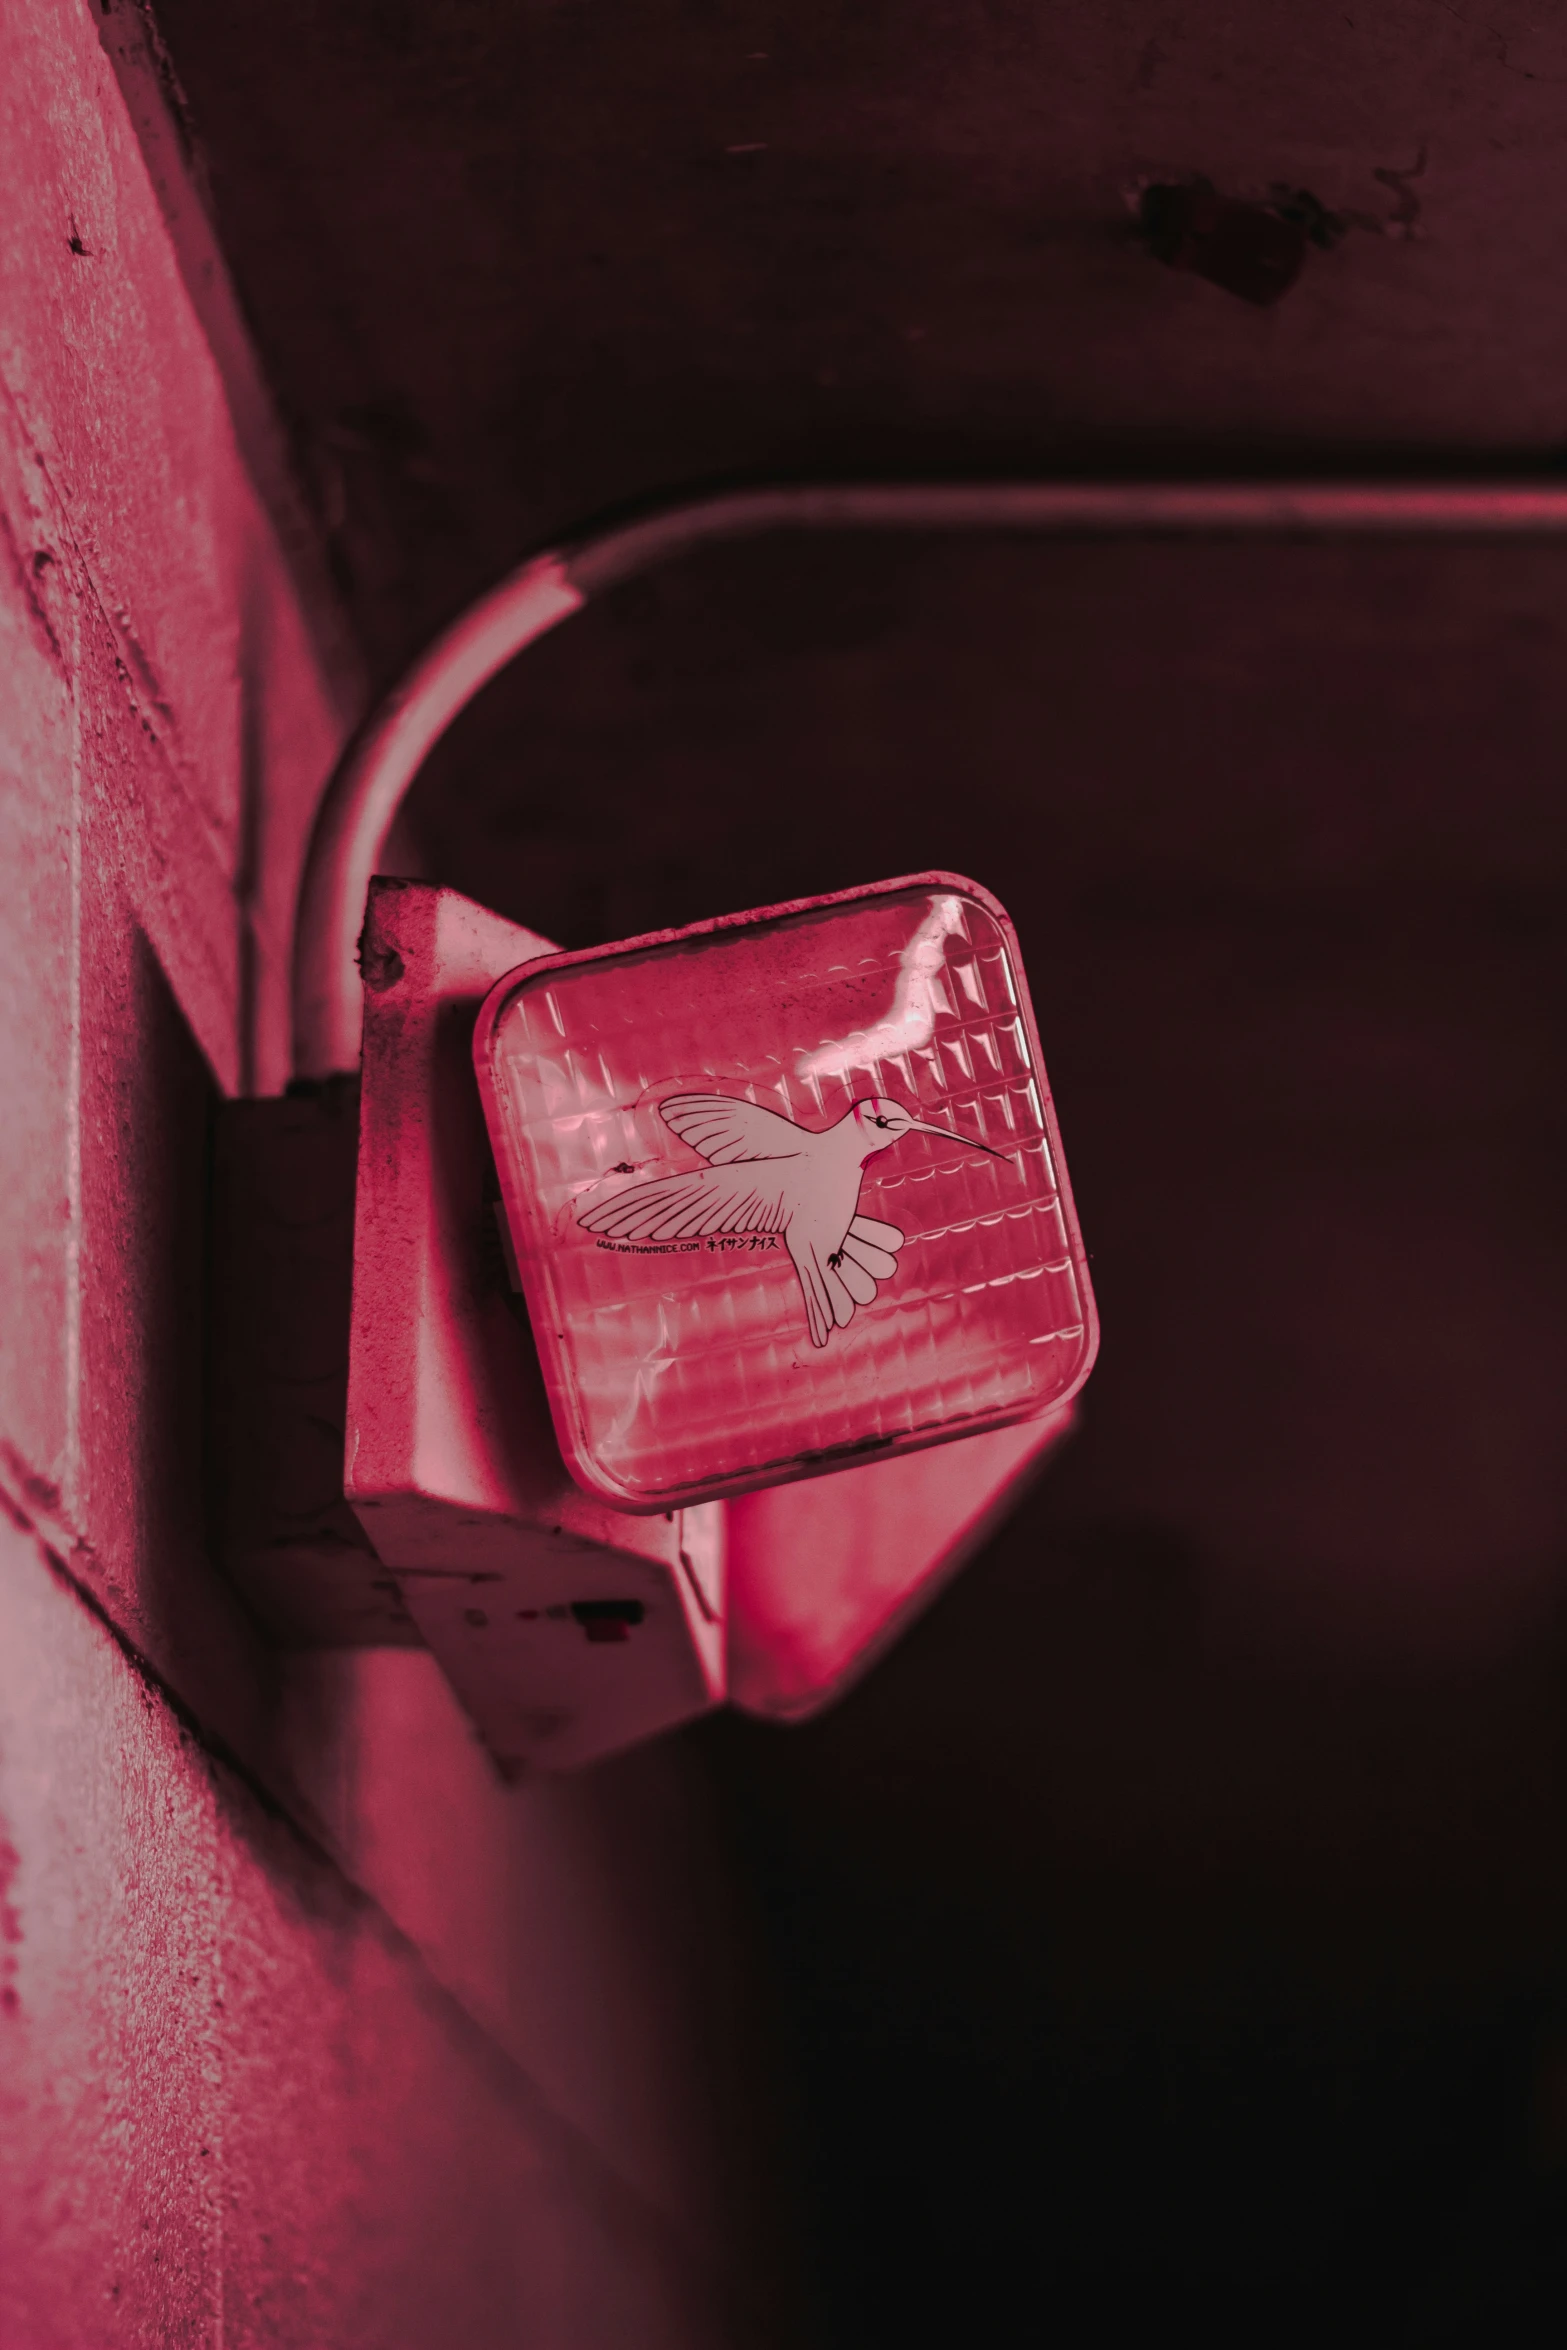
<box><xmin>127</xmin><ymin>931</ymin><xmax>220</xmax><ymax>1642</ymax></box>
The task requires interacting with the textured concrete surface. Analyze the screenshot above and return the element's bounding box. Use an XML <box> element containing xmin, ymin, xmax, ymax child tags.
<box><xmin>0</xmin><ymin>1523</ymin><xmax>747</xmax><ymax>2348</ymax></box>
<box><xmin>0</xmin><ymin>0</ymin><xmax>351</xmax><ymax>1099</ymax></box>
<box><xmin>0</xmin><ymin>6</ymin><xmax>785</xmax><ymax>2339</ymax></box>
<box><xmin>154</xmin><ymin>0</ymin><xmax>1567</xmax><ymax>671</ymax></box>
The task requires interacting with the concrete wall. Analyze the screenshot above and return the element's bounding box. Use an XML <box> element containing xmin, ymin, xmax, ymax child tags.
<box><xmin>0</xmin><ymin>6</ymin><xmax>776</xmax><ymax>2341</ymax></box>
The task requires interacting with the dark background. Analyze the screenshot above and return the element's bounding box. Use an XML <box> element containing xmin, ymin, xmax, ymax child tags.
<box><xmin>150</xmin><ymin>6</ymin><xmax>1567</xmax><ymax>2340</ymax></box>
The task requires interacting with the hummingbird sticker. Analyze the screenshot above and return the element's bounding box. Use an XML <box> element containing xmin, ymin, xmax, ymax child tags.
<box><xmin>577</xmin><ymin>1094</ymin><xmax>1005</xmax><ymax>1350</ymax></box>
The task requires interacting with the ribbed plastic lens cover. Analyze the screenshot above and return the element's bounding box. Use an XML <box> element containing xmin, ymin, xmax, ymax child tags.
<box><xmin>474</xmin><ymin>873</ymin><xmax>1097</xmax><ymax>1510</ymax></box>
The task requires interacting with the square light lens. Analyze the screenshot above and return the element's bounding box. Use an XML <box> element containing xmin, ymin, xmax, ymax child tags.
<box><xmin>474</xmin><ymin>873</ymin><xmax>1097</xmax><ymax>1510</ymax></box>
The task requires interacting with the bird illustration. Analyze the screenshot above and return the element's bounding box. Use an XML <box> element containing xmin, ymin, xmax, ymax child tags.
<box><xmin>577</xmin><ymin>1093</ymin><xmax>1005</xmax><ymax>1350</ymax></box>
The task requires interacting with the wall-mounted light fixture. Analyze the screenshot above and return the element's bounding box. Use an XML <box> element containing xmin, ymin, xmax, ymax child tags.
<box><xmin>213</xmin><ymin>476</ymin><xmax>1566</xmax><ymax>1770</ymax></box>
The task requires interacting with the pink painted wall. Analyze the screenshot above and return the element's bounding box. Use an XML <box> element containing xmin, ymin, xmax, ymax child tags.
<box><xmin>0</xmin><ymin>6</ymin><xmax>778</xmax><ymax>2341</ymax></box>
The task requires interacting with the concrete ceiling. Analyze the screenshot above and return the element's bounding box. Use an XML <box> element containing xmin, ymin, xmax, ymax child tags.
<box><xmin>154</xmin><ymin>0</ymin><xmax>1567</xmax><ymax>675</ymax></box>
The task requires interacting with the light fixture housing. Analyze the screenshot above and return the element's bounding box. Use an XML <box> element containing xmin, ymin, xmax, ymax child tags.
<box><xmin>475</xmin><ymin>873</ymin><xmax>1096</xmax><ymax>1514</ymax></box>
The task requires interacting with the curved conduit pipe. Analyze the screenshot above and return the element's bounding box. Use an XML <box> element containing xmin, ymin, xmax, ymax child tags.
<box><xmin>292</xmin><ymin>477</ymin><xmax>1567</xmax><ymax>1082</ymax></box>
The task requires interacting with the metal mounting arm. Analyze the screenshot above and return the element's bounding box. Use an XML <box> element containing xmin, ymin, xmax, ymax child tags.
<box><xmin>291</xmin><ymin>476</ymin><xmax>1567</xmax><ymax>1081</ymax></box>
